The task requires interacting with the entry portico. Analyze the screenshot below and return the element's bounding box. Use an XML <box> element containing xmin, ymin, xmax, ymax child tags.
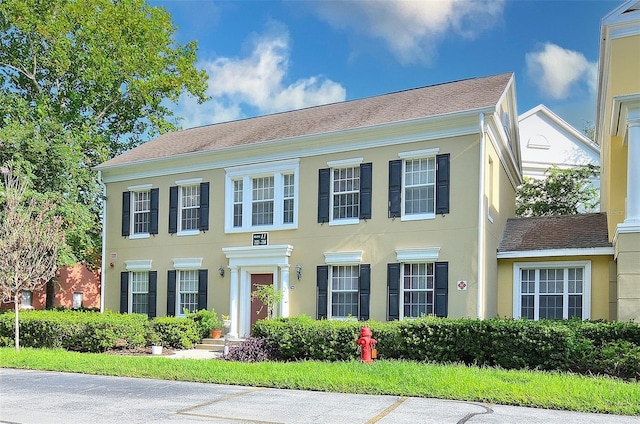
<box><xmin>222</xmin><ymin>245</ymin><xmax>293</xmax><ymax>338</ymax></box>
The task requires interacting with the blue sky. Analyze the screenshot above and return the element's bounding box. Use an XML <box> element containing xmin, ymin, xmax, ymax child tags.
<box><xmin>150</xmin><ymin>0</ymin><xmax>620</xmax><ymax>134</ymax></box>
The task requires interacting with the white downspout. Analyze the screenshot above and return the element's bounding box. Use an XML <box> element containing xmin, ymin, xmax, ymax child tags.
<box><xmin>477</xmin><ymin>113</ymin><xmax>486</xmax><ymax>320</ymax></box>
<box><xmin>98</xmin><ymin>170</ymin><xmax>107</xmax><ymax>313</ymax></box>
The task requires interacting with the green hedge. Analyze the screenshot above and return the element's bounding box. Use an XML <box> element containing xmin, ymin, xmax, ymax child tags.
<box><xmin>150</xmin><ymin>317</ymin><xmax>200</xmax><ymax>349</ymax></box>
<box><xmin>0</xmin><ymin>310</ymin><xmax>148</xmax><ymax>352</ymax></box>
<box><xmin>253</xmin><ymin>316</ymin><xmax>640</xmax><ymax>380</ymax></box>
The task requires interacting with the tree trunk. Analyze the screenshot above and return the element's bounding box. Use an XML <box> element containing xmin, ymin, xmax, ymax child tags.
<box><xmin>14</xmin><ymin>293</ymin><xmax>20</xmax><ymax>351</ymax></box>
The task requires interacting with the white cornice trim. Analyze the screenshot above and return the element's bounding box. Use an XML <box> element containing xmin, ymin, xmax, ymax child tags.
<box><xmin>398</xmin><ymin>147</ymin><xmax>440</xmax><ymax>159</ymax></box>
<box><xmin>497</xmin><ymin>247</ymin><xmax>614</xmax><ymax>259</ymax></box>
<box><xmin>395</xmin><ymin>247</ymin><xmax>440</xmax><ymax>262</ymax></box>
<box><xmin>611</xmin><ymin>93</ymin><xmax>640</xmax><ymax>144</ymax></box>
<box><xmin>172</xmin><ymin>257</ymin><xmax>203</xmax><ymax>269</ymax></box>
<box><xmin>613</xmin><ymin>222</ymin><xmax>640</xmax><ymax>245</ymax></box>
<box><xmin>127</xmin><ymin>183</ymin><xmax>152</xmax><ymax>191</ymax></box>
<box><xmin>124</xmin><ymin>260</ymin><xmax>152</xmax><ymax>271</ymax></box>
<box><xmin>175</xmin><ymin>177</ymin><xmax>203</xmax><ymax>185</ymax></box>
<box><xmin>222</xmin><ymin>244</ymin><xmax>294</xmax><ymax>260</ymax></box>
<box><xmin>327</xmin><ymin>157</ymin><xmax>363</xmax><ymax>168</ymax></box>
<box><xmin>323</xmin><ymin>251</ymin><xmax>363</xmax><ymax>265</ymax></box>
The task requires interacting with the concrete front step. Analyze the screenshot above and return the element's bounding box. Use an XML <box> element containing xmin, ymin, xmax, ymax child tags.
<box><xmin>195</xmin><ymin>338</ymin><xmax>245</xmax><ymax>352</ymax></box>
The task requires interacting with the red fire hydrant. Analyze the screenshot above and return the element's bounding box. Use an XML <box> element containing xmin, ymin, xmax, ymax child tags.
<box><xmin>356</xmin><ymin>326</ymin><xmax>377</xmax><ymax>363</ymax></box>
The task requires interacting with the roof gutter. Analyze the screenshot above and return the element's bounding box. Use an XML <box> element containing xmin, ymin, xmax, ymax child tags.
<box><xmin>477</xmin><ymin>113</ymin><xmax>486</xmax><ymax>320</ymax></box>
<box><xmin>98</xmin><ymin>170</ymin><xmax>107</xmax><ymax>313</ymax></box>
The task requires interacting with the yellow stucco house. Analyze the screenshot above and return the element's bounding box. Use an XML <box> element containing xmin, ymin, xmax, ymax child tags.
<box><xmin>96</xmin><ymin>73</ymin><xmax>521</xmax><ymax>337</ymax></box>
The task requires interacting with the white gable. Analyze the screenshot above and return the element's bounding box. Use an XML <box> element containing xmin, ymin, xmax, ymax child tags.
<box><xmin>518</xmin><ymin>105</ymin><xmax>599</xmax><ymax>179</ymax></box>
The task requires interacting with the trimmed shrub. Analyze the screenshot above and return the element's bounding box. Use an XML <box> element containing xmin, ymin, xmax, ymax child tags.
<box><xmin>0</xmin><ymin>310</ymin><xmax>148</xmax><ymax>352</ymax></box>
<box><xmin>150</xmin><ymin>317</ymin><xmax>200</xmax><ymax>349</ymax></box>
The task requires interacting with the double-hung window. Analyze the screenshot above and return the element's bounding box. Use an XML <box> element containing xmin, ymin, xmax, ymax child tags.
<box><xmin>167</xmin><ymin>258</ymin><xmax>207</xmax><ymax>316</ymax></box>
<box><xmin>122</xmin><ymin>185</ymin><xmax>158</xmax><ymax>238</ymax></box>
<box><xmin>21</xmin><ymin>290</ymin><xmax>33</xmax><ymax>308</ymax></box>
<box><xmin>169</xmin><ymin>179</ymin><xmax>209</xmax><ymax>235</ymax></box>
<box><xmin>389</xmin><ymin>149</ymin><xmax>450</xmax><ymax>220</ymax></box>
<box><xmin>330</xmin><ymin>265</ymin><xmax>360</xmax><ymax>318</ymax></box>
<box><xmin>513</xmin><ymin>261</ymin><xmax>591</xmax><ymax>320</ymax></box>
<box><xmin>130</xmin><ymin>271</ymin><xmax>149</xmax><ymax>315</ymax></box>
<box><xmin>316</xmin><ymin>252</ymin><xmax>371</xmax><ymax>320</ymax></box>
<box><xmin>318</xmin><ymin>159</ymin><xmax>372</xmax><ymax>225</ymax></box>
<box><xmin>225</xmin><ymin>160</ymin><xmax>299</xmax><ymax>232</ymax></box>
<box><xmin>121</xmin><ymin>261</ymin><xmax>157</xmax><ymax>317</ymax></box>
<box><xmin>178</xmin><ymin>270</ymin><xmax>199</xmax><ymax>314</ymax></box>
<box><xmin>402</xmin><ymin>263</ymin><xmax>435</xmax><ymax>318</ymax></box>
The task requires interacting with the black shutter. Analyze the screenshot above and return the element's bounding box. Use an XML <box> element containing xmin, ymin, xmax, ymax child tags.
<box><xmin>318</xmin><ymin>168</ymin><xmax>330</xmax><ymax>223</ymax></box>
<box><xmin>167</xmin><ymin>270</ymin><xmax>176</xmax><ymax>316</ymax></box>
<box><xmin>359</xmin><ymin>264</ymin><xmax>371</xmax><ymax>321</ymax></box>
<box><xmin>434</xmin><ymin>262</ymin><xmax>449</xmax><ymax>317</ymax></box>
<box><xmin>121</xmin><ymin>192</ymin><xmax>130</xmax><ymax>237</ymax></box>
<box><xmin>198</xmin><ymin>269</ymin><xmax>208</xmax><ymax>310</ymax></box>
<box><xmin>388</xmin><ymin>160</ymin><xmax>402</xmax><ymax>218</ymax></box>
<box><xmin>120</xmin><ymin>272</ymin><xmax>129</xmax><ymax>313</ymax></box>
<box><xmin>317</xmin><ymin>266</ymin><xmax>328</xmax><ymax>319</ymax></box>
<box><xmin>359</xmin><ymin>163</ymin><xmax>372</xmax><ymax>220</ymax></box>
<box><xmin>150</xmin><ymin>188</ymin><xmax>159</xmax><ymax>235</ymax></box>
<box><xmin>148</xmin><ymin>271</ymin><xmax>157</xmax><ymax>318</ymax></box>
<box><xmin>436</xmin><ymin>154</ymin><xmax>450</xmax><ymax>215</ymax></box>
<box><xmin>387</xmin><ymin>263</ymin><xmax>400</xmax><ymax>321</ymax></box>
<box><xmin>199</xmin><ymin>182</ymin><xmax>210</xmax><ymax>231</ymax></box>
<box><xmin>169</xmin><ymin>186</ymin><xmax>178</xmax><ymax>234</ymax></box>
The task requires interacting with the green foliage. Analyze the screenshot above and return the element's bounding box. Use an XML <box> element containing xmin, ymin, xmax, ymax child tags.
<box><xmin>0</xmin><ymin>0</ymin><xmax>208</xmax><ymax>265</ymax></box>
<box><xmin>253</xmin><ymin>316</ymin><xmax>640</xmax><ymax>380</ymax></box>
<box><xmin>516</xmin><ymin>165</ymin><xmax>600</xmax><ymax>217</ymax></box>
<box><xmin>150</xmin><ymin>317</ymin><xmax>200</xmax><ymax>349</ymax></box>
<box><xmin>251</xmin><ymin>284</ymin><xmax>284</xmax><ymax>319</ymax></box>
<box><xmin>184</xmin><ymin>308</ymin><xmax>222</xmax><ymax>338</ymax></box>
<box><xmin>0</xmin><ymin>310</ymin><xmax>148</xmax><ymax>352</ymax></box>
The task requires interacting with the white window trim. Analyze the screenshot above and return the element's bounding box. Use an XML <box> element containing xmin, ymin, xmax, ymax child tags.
<box><xmin>324</xmin><ymin>251</ymin><xmax>363</xmax><ymax>265</ymax></box>
<box><xmin>327</xmin><ymin>264</ymin><xmax>360</xmax><ymax>320</ymax></box>
<box><xmin>176</xmin><ymin>180</ymin><xmax>202</xmax><ymax>236</ymax></box>
<box><xmin>176</xmin><ymin>269</ymin><xmax>199</xmax><ymax>317</ymax></box>
<box><xmin>128</xmin><ymin>270</ymin><xmax>150</xmax><ymax>314</ymax></box>
<box><xmin>399</xmin><ymin>149</ymin><xmax>438</xmax><ymax>222</ymax></box>
<box><xmin>125</xmin><ymin>260</ymin><xmax>152</xmax><ymax>271</ymax></box>
<box><xmin>328</xmin><ymin>161</ymin><xmax>362</xmax><ymax>226</ymax></box>
<box><xmin>129</xmin><ymin>186</ymin><xmax>152</xmax><ymax>239</ymax></box>
<box><xmin>395</xmin><ymin>247</ymin><xmax>439</xmax><ymax>263</ymax></box>
<box><xmin>512</xmin><ymin>260</ymin><xmax>591</xmax><ymax>320</ymax></box>
<box><xmin>172</xmin><ymin>257</ymin><xmax>203</xmax><ymax>270</ymax></box>
<box><xmin>225</xmin><ymin>159</ymin><xmax>299</xmax><ymax>233</ymax></box>
<box><xmin>399</xmin><ymin>262</ymin><xmax>435</xmax><ymax>320</ymax></box>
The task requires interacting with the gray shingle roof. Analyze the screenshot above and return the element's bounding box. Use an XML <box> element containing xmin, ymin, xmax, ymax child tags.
<box><xmin>97</xmin><ymin>73</ymin><xmax>513</xmax><ymax>168</ymax></box>
<box><xmin>498</xmin><ymin>213</ymin><xmax>611</xmax><ymax>252</ymax></box>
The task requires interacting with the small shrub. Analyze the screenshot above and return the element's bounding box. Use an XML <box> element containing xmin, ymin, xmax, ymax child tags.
<box><xmin>184</xmin><ymin>309</ymin><xmax>222</xmax><ymax>339</ymax></box>
<box><xmin>223</xmin><ymin>337</ymin><xmax>277</xmax><ymax>362</ymax></box>
<box><xmin>150</xmin><ymin>317</ymin><xmax>200</xmax><ymax>349</ymax></box>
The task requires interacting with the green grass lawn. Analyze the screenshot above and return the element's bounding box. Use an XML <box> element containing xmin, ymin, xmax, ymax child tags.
<box><xmin>1</xmin><ymin>347</ymin><xmax>638</xmax><ymax>415</ymax></box>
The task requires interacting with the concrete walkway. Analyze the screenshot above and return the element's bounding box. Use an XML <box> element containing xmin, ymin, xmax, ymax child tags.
<box><xmin>1</xmin><ymin>368</ymin><xmax>636</xmax><ymax>424</ymax></box>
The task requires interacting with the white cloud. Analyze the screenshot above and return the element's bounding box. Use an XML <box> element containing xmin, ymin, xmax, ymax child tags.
<box><xmin>313</xmin><ymin>0</ymin><xmax>505</xmax><ymax>65</ymax></box>
<box><xmin>175</xmin><ymin>24</ymin><xmax>346</xmax><ymax>129</ymax></box>
<box><xmin>525</xmin><ymin>43</ymin><xmax>597</xmax><ymax>100</ymax></box>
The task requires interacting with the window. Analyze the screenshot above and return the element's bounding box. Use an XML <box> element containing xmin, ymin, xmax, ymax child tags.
<box><xmin>130</xmin><ymin>272</ymin><xmax>149</xmax><ymax>315</ymax></box>
<box><xmin>72</xmin><ymin>292</ymin><xmax>83</xmax><ymax>309</ymax></box>
<box><xmin>169</xmin><ymin>180</ymin><xmax>209</xmax><ymax>235</ymax></box>
<box><xmin>178</xmin><ymin>270</ymin><xmax>199</xmax><ymax>314</ymax></box>
<box><xmin>121</xmin><ymin>185</ymin><xmax>158</xmax><ymax>238</ymax></box>
<box><xmin>318</xmin><ymin>160</ymin><xmax>372</xmax><ymax>225</ymax></box>
<box><xmin>513</xmin><ymin>261</ymin><xmax>591</xmax><ymax>320</ymax></box>
<box><xmin>402</xmin><ymin>263</ymin><xmax>434</xmax><ymax>317</ymax></box>
<box><xmin>21</xmin><ymin>290</ymin><xmax>33</xmax><ymax>308</ymax></box>
<box><xmin>330</xmin><ymin>265</ymin><xmax>360</xmax><ymax>318</ymax></box>
<box><xmin>225</xmin><ymin>160</ymin><xmax>299</xmax><ymax>232</ymax></box>
<box><xmin>389</xmin><ymin>150</ymin><xmax>449</xmax><ymax>220</ymax></box>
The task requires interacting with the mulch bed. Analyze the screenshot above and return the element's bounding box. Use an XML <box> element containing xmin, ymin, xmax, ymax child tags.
<box><xmin>105</xmin><ymin>346</ymin><xmax>176</xmax><ymax>356</ymax></box>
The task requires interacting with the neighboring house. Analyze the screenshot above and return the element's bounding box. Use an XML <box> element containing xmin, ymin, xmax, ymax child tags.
<box><xmin>518</xmin><ymin>104</ymin><xmax>600</xmax><ymax>180</ymax></box>
<box><xmin>595</xmin><ymin>0</ymin><xmax>640</xmax><ymax>322</ymax></box>
<box><xmin>518</xmin><ymin>105</ymin><xmax>600</xmax><ymax>211</ymax></box>
<box><xmin>1</xmin><ymin>264</ymin><xmax>101</xmax><ymax>311</ymax></box>
<box><xmin>95</xmin><ymin>73</ymin><xmax>522</xmax><ymax>337</ymax></box>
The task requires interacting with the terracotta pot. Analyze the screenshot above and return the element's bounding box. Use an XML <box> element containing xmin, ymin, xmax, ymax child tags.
<box><xmin>211</xmin><ymin>329</ymin><xmax>222</xmax><ymax>339</ymax></box>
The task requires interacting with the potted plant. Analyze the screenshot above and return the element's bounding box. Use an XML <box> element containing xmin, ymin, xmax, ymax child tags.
<box><xmin>186</xmin><ymin>308</ymin><xmax>222</xmax><ymax>339</ymax></box>
<box><xmin>222</xmin><ymin>314</ymin><xmax>231</xmax><ymax>334</ymax></box>
<box><xmin>148</xmin><ymin>331</ymin><xmax>163</xmax><ymax>355</ymax></box>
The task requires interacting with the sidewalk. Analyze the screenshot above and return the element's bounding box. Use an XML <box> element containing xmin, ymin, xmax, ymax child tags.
<box><xmin>1</xmin><ymin>368</ymin><xmax>637</xmax><ymax>424</ymax></box>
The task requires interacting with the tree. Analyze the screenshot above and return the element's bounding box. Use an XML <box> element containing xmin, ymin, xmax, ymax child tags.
<box><xmin>516</xmin><ymin>165</ymin><xmax>600</xmax><ymax>217</ymax></box>
<box><xmin>0</xmin><ymin>165</ymin><xmax>64</xmax><ymax>350</ymax></box>
<box><xmin>0</xmin><ymin>0</ymin><xmax>208</xmax><ymax>267</ymax></box>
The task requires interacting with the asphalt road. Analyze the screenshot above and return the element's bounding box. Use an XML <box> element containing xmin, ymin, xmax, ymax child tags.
<box><xmin>0</xmin><ymin>368</ymin><xmax>637</xmax><ymax>424</ymax></box>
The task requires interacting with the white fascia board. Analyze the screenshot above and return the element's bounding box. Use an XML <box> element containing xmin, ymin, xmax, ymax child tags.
<box><xmin>525</xmin><ymin>105</ymin><xmax>600</xmax><ymax>155</ymax></box>
<box><xmin>497</xmin><ymin>247</ymin><xmax>614</xmax><ymax>259</ymax></box>
<box><xmin>485</xmin><ymin>115</ymin><xmax>523</xmax><ymax>189</ymax></box>
<box><xmin>97</xmin><ymin>108</ymin><xmax>493</xmax><ymax>184</ymax></box>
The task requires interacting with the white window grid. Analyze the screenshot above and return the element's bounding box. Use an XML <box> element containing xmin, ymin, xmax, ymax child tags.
<box><xmin>252</xmin><ymin>176</ymin><xmax>274</xmax><ymax>226</ymax></box>
<box><xmin>72</xmin><ymin>292</ymin><xmax>83</xmax><ymax>309</ymax></box>
<box><xmin>21</xmin><ymin>290</ymin><xmax>33</xmax><ymax>308</ymax></box>
<box><xmin>233</xmin><ymin>179</ymin><xmax>243</xmax><ymax>228</ymax></box>
<box><xmin>132</xmin><ymin>190</ymin><xmax>150</xmax><ymax>234</ymax></box>
<box><xmin>401</xmin><ymin>263</ymin><xmax>434</xmax><ymax>318</ymax></box>
<box><xmin>179</xmin><ymin>185</ymin><xmax>200</xmax><ymax>232</ymax></box>
<box><xmin>403</xmin><ymin>157</ymin><xmax>435</xmax><ymax>216</ymax></box>
<box><xmin>514</xmin><ymin>262</ymin><xmax>589</xmax><ymax>320</ymax></box>
<box><xmin>130</xmin><ymin>271</ymin><xmax>149</xmax><ymax>315</ymax></box>
<box><xmin>179</xmin><ymin>270</ymin><xmax>199</xmax><ymax>314</ymax></box>
<box><xmin>283</xmin><ymin>173</ymin><xmax>295</xmax><ymax>224</ymax></box>
<box><xmin>331</xmin><ymin>167</ymin><xmax>360</xmax><ymax>220</ymax></box>
<box><xmin>330</xmin><ymin>265</ymin><xmax>359</xmax><ymax>318</ymax></box>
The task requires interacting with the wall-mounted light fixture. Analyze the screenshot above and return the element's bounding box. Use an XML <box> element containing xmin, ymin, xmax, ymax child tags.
<box><xmin>218</xmin><ymin>266</ymin><xmax>225</xmax><ymax>277</ymax></box>
<box><xmin>295</xmin><ymin>264</ymin><xmax>302</xmax><ymax>280</ymax></box>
